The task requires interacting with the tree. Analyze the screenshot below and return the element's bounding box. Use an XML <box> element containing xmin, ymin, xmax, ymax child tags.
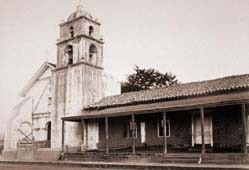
<box><xmin>121</xmin><ymin>65</ymin><xmax>178</xmax><ymax>93</ymax></box>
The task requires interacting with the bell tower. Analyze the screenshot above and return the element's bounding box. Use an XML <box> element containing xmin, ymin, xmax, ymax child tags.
<box><xmin>57</xmin><ymin>5</ymin><xmax>104</xmax><ymax>68</ymax></box>
<box><xmin>51</xmin><ymin>6</ymin><xmax>106</xmax><ymax>149</ymax></box>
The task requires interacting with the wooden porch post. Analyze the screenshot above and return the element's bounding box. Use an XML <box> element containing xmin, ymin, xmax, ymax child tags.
<box><xmin>105</xmin><ymin>117</ymin><xmax>109</xmax><ymax>154</ymax></box>
<box><xmin>62</xmin><ymin>120</ymin><xmax>65</xmax><ymax>153</ymax></box>
<box><xmin>85</xmin><ymin>120</ymin><xmax>88</xmax><ymax>147</ymax></box>
<box><xmin>241</xmin><ymin>103</ymin><xmax>248</xmax><ymax>153</ymax></box>
<box><xmin>163</xmin><ymin>112</ymin><xmax>167</xmax><ymax>154</ymax></box>
<box><xmin>131</xmin><ymin>114</ymin><xmax>136</xmax><ymax>154</ymax></box>
<box><xmin>200</xmin><ymin>107</ymin><xmax>205</xmax><ymax>154</ymax></box>
<box><xmin>81</xmin><ymin>119</ymin><xmax>85</xmax><ymax>150</ymax></box>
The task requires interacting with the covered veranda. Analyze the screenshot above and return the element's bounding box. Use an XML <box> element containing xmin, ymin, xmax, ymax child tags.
<box><xmin>62</xmin><ymin>89</ymin><xmax>249</xmax><ymax>155</ymax></box>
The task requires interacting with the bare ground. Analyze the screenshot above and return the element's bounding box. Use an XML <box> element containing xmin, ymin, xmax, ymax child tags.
<box><xmin>0</xmin><ymin>164</ymin><xmax>127</xmax><ymax>170</ymax></box>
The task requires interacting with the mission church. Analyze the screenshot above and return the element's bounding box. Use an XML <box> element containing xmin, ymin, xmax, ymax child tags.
<box><xmin>3</xmin><ymin>5</ymin><xmax>120</xmax><ymax>160</ymax></box>
<box><xmin>3</xmin><ymin>5</ymin><xmax>249</xmax><ymax>162</ymax></box>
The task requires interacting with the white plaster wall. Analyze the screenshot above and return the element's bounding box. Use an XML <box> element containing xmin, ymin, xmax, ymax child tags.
<box><xmin>39</xmin><ymin>69</ymin><xmax>52</xmax><ymax>80</ymax></box>
<box><xmin>64</xmin><ymin>121</ymin><xmax>81</xmax><ymax>151</ymax></box>
<box><xmin>62</xmin><ymin>68</ymin><xmax>121</xmax><ymax>150</ymax></box>
<box><xmin>27</xmin><ymin>81</ymin><xmax>49</xmax><ymax>113</ymax></box>
<box><xmin>4</xmin><ymin>67</ymin><xmax>53</xmax><ymax>150</ymax></box>
<box><xmin>51</xmin><ymin>70</ymin><xmax>66</xmax><ymax>149</ymax></box>
<box><xmin>32</xmin><ymin>114</ymin><xmax>51</xmax><ymax>141</ymax></box>
<box><xmin>64</xmin><ymin>65</ymin><xmax>103</xmax><ymax>148</ymax></box>
<box><xmin>26</xmin><ymin>71</ymin><xmax>52</xmax><ymax>142</ymax></box>
<box><xmin>102</xmin><ymin>72</ymin><xmax>121</xmax><ymax>97</ymax></box>
<box><xmin>64</xmin><ymin>67</ymin><xmax>83</xmax><ymax>148</ymax></box>
<box><xmin>65</xmin><ymin>67</ymin><xmax>83</xmax><ymax>115</ymax></box>
<box><xmin>4</xmin><ymin>98</ymin><xmax>33</xmax><ymax>149</ymax></box>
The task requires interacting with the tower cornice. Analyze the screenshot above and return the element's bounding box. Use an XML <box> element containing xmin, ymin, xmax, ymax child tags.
<box><xmin>57</xmin><ymin>33</ymin><xmax>104</xmax><ymax>45</ymax></box>
<box><xmin>52</xmin><ymin>61</ymin><xmax>104</xmax><ymax>72</ymax></box>
<box><xmin>59</xmin><ymin>15</ymin><xmax>101</xmax><ymax>27</ymax></box>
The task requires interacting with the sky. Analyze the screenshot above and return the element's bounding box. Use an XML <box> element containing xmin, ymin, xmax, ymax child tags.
<box><xmin>1</xmin><ymin>0</ymin><xmax>249</xmax><ymax>135</ymax></box>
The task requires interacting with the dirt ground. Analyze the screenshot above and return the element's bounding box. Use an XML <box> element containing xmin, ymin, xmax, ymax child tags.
<box><xmin>0</xmin><ymin>164</ymin><xmax>127</xmax><ymax>170</ymax></box>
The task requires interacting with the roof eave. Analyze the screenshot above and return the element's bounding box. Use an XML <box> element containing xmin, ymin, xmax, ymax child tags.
<box><xmin>19</xmin><ymin>62</ymin><xmax>56</xmax><ymax>97</ymax></box>
<box><xmin>68</xmin><ymin>90</ymin><xmax>249</xmax><ymax>121</ymax></box>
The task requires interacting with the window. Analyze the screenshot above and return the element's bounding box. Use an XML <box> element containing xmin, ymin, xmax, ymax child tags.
<box><xmin>123</xmin><ymin>121</ymin><xmax>137</xmax><ymax>138</ymax></box>
<box><xmin>69</xmin><ymin>26</ymin><xmax>74</xmax><ymax>38</ymax></box>
<box><xmin>45</xmin><ymin>122</ymin><xmax>51</xmax><ymax>141</ymax></box>
<box><xmin>158</xmin><ymin>119</ymin><xmax>170</xmax><ymax>137</ymax></box>
<box><xmin>48</xmin><ymin>97</ymin><xmax>52</xmax><ymax>105</ymax></box>
<box><xmin>89</xmin><ymin>26</ymin><xmax>94</xmax><ymax>36</ymax></box>
<box><xmin>89</xmin><ymin>44</ymin><xmax>97</xmax><ymax>61</ymax></box>
<box><xmin>64</xmin><ymin>45</ymin><xmax>73</xmax><ymax>64</ymax></box>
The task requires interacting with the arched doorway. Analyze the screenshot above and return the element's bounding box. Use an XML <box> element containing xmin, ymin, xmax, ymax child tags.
<box><xmin>46</xmin><ymin>121</ymin><xmax>51</xmax><ymax>147</ymax></box>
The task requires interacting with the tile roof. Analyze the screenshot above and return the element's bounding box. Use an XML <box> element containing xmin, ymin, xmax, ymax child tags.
<box><xmin>85</xmin><ymin>74</ymin><xmax>249</xmax><ymax>110</ymax></box>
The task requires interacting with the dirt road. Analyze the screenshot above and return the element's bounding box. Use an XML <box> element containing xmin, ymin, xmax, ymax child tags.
<box><xmin>0</xmin><ymin>164</ymin><xmax>127</xmax><ymax>170</ymax></box>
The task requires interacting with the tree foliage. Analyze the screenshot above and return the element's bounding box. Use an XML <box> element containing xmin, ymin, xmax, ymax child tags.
<box><xmin>121</xmin><ymin>65</ymin><xmax>178</xmax><ymax>93</ymax></box>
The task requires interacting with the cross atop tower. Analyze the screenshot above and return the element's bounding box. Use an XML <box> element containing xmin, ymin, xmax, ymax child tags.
<box><xmin>74</xmin><ymin>0</ymin><xmax>84</xmax><ymax>9</ymax></box>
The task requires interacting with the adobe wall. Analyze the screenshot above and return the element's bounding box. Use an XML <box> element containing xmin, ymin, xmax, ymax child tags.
<box><xmin>145</xmin><ymin>111</ymin><xmax>192</xmax><ymax>147</ymax></box>
<box><xmin>98</xmin><ymin>105</ymin><xmax>245</xmax><ymax>152</ymax></box>
<box><xmin>212</xmin><ymin>105</ymin><xmax>243</xmax><ymax>151</ymax></box>
<box><xmin>98</xmin><ymin>111</ymin><xmax>192</xmax><ymax>149</ymax></box>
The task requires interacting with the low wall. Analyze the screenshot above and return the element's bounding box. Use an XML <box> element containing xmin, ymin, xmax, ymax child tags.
<box><xmin>2</xmin><ymin>148</ymin><xmax>61</xmax><ymax>161</ymax></box>
<box><xmin>2</xmin><ymin>149</ymin><xmax>17</xmax><ymax>160</ymax></box>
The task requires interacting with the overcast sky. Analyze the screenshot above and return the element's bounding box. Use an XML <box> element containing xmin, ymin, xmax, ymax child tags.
<box><xmin>1</xmin><ymin>0</ymin><xmax>249</xmax><ymax>134</ymax></box>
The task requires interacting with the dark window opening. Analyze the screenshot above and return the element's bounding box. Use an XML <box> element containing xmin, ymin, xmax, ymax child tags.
<box><xmin>89</xmin><ymin>26</ymin><xmax>94</xmax><ymax>36</ymax></box>
<box><xmin>89</xmin><ymin>54</ymin><xmax>93</xmax><ymax>61</ymax></box>
<box><xmin>89</xmin><ymin>44</ymin><xmax>97</xmax><ymax>61</ymax></box>
<box><xmin>46</xmin><ymin>122</ymin><xmax>51</xmax><ymax>141</ymax></box>
<box><xmin>65</xmin><ymin>45</ymin><xmax>73</xmax><ymax>64</ymax></box>
<box><xmin>69</xmin><ymin>26</ymin><xmax>74</xmax><ymax>38</ymax></box>
<box><xmin>158</xmin><ymin>119</ymin><xmax>170</xmax><ymax>137</ymax></box>
<box><xmin>48</xmin><ymin>97</ymin><xmax>52</xmax><ymax>105</ymax></box>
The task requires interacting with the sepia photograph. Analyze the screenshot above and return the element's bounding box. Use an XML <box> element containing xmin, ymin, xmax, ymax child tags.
<box><xmin>1</xmin><ymin>0</ymin><xmax>249</xmax><ymax>169</ymax></box>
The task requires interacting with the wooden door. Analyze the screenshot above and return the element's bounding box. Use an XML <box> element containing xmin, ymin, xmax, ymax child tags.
<box><xmin>193</xmin><ymin>114</ymin><xmax>213</xmax><ymax>146</ymax></box>
<box><xmin>140</xmin><ymin>122</ymin><xmax>146</xmax><ymax>144</ymax></box>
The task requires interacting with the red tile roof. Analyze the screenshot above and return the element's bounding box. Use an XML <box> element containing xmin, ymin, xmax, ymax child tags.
<box><xmin>85</xmin><ymin>74</ymin><xmax>249</xmax><ymax>110</ymax></box>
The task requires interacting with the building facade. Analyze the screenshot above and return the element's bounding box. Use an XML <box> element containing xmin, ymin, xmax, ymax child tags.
<box><xmin>3</xmin><ymin>6</ymin><xmax>120</xmax><ymax>160</ymax></box>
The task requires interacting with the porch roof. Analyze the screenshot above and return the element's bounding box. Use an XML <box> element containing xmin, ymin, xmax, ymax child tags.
<box><xmin>85</xmin><ymin>74</ymin><xmax>249</xmax><ymax>110</ymax></box>
<box><xmin>63</xmin><ymin>74</ymin><xmax>249</xmax><ymax>122</ymax></box>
